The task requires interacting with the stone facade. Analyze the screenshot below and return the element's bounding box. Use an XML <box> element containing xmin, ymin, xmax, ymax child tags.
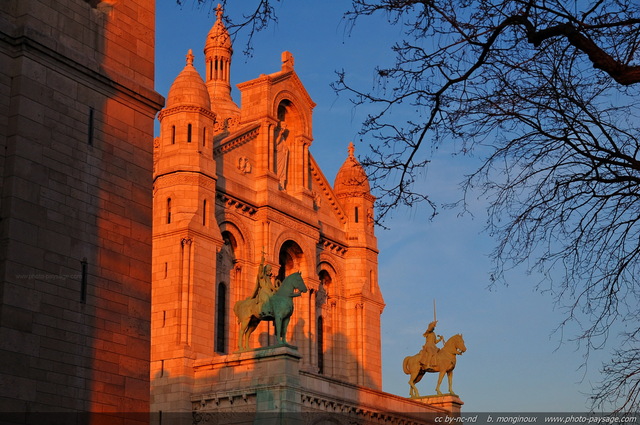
<box><xmin>187</xmin><ymin>346</ymin><xmax>462</xmax><ymax>425</ymax></box>
<box><xmin>151</xmin><ymin>8</ymin><xmax>461</xmax><ymax>423</ymax></box>
<box><xmin>0</xmin><ymin>2</ymin><xmax>462</xmax><ymax>423</ymax></box>
<box><xmin>0</xmin><ymin>0</ymin><xmax>163</xmax><ymax>419</ymax></box>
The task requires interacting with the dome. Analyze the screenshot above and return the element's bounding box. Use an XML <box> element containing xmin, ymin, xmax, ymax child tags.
<box><xmin>334</xmin><ymin>143</ymin><xmax>371</xmax><ymax>196</ymax></box>
<box><xmin>166</xmin><ymin>50</ymin><xmax>211</xmax><ymax>110</ymax></box>
<box><xmin>204</xmin><ymin>5</ymin><xmax>232</xmax><ymax>52</ymax></box>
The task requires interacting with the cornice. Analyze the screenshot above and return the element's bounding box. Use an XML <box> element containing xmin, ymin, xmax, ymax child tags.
<box><xmin>318</xmin><ymin>237</ymin><xmax>347</xmax><ymax>257</ymax></box>
<box><xmin>335</xmin><ymin>191</ymin><xmax>377</xmax><ymax>203</ymax></box>
<box><xmin>214</xmin><ymin>123</ymin><xmax>260</xmax><ymax>156</ymax></box>
<box><xmin>216</xmin><ymin>192</ymin><xmax>258</xmax><ymax>217</ymax></box>
<box><xmin>0</xmin><ymin>28</ymin><xmax>164</xmax><ymax>115</ymax></box>
<box><xmin>158</xmin><ymin>105</ymin><xmax>216</xmax><ymax>121</ymax></box>
<box><xmin>153</xmin><ymin>171</ymin><xmax>217</xmax><ymax>191</ymax></box>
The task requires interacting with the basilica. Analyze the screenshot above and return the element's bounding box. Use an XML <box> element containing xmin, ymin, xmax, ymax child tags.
<box><xmin>0</xmin><ymin>0</ymin><xmax>461</xmax><ymax>420</ymax></box>
<box><xmin>150</xmin><ymin>6</ymin><xmax>461</xmax><ymax>423</ymax></box>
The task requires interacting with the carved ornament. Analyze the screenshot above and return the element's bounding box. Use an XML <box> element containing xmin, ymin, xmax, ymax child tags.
<box><xmin>237</xmin><ymin>156</ymin><xmax>251</xmax><ymax>174</ymax></box>
<box><xmin>318</xmin><ymin>237</ymin><xmax>347</xmax><ymax>256</ymax></box>
<box><xmin>300</xmin><ymin>393</ymin><xmax>396</xmax><ymax>422</ymax></box>
<box><xmin>213</xmin><ymin>116</ymin><xmax>240</xmax><ymax>133</ymax></box>
<box><xmin>216</xmin><ymin>192</ymin><xmax>258</xmax><ymax>217</ymax></box>
<box><xmin>158</xmin><ymin>105</ymin><xmax>216</xmax><ymax>121</ymax></box>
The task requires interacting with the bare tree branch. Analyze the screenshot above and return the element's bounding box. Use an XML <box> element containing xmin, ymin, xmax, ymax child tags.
<box><xmin>336</xmin><ymin>0</ymin><xmax>640</xmax><ymax>412</ymax></box>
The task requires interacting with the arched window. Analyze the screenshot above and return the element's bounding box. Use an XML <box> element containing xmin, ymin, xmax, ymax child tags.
<box><xmin>317</xmin><ymin>315</ymin><xmax>324</xmax><ymax>374</ymax></box>
<box><xmin>277</xmin><ymin>240</ymin><xmax>305</xmax><ymax>283</ymax></box>
<box><xmin>319</xmin><ymin>270</ymin><xmax>331</xmax><ymax>285</ymax></box>
<box><xmin>216</xmin><ymin>281</ymin><xmax>227</xmax><ymax>353</ymax></box>
<box><xmin>166</xmin><ymin>198</ymin><xmax>172</xmax><ymax>224</ymax></box>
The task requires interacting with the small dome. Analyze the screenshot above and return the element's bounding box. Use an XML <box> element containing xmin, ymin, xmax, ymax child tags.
<box><xmin>166</xmin><ymin>50</ymin><xmax>211</xmax><ymax>110</ymax></box>
<box><xmin>334</xmin><ymin>143</ymin><xmax>371</xmax><ymax>196</ymax></box>
<box><xmin>205</xmin><ymin>5</ymin><xmax>232</xmax><ymax>52</ymax></box>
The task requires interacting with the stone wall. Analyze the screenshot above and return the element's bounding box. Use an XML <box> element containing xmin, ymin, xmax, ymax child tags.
<box><xmin>189</xmin><ymin>346</ymin><xmax>461</xmax><ymax>425</ymax></box>
<box><xmin>0</xmin><ymin>0</ymin><xmax>162</xmax><ymax>416</ymax></box>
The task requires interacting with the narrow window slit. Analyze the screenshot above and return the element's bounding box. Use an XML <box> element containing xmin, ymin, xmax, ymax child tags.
<box><xmin>80</xmin><ymin>258</ymin><xmax>88</xmax><ymax>302</ymax></box>
<box><xmin>203</xmin><ymin>199</ymin><xmax>207</xmax><ymax>226</ymax></box>
<box><xmin>87</xmin><ymin>107</ymin><xmax>94</xmax><ymax>146</ymax></box>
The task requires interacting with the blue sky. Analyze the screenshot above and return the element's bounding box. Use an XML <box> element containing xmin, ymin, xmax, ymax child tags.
<box><xmin>156</xmin><ymin>1</ymin><xmax>618</xmax><ymax>412</ymax></box>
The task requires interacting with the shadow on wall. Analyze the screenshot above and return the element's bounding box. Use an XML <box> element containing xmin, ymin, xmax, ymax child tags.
<box><xmin>0</xmin><ymin>0</ymin><xmax>161</xmax><ymax>422</ymax></box>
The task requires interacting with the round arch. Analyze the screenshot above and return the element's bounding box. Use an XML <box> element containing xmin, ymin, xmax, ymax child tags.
<box><xmin>217</xmin><ymin>215</ymin><xmax>254</xmax><ymax>262</ymax></box>
<box><xmin>272</xmin><ymin>90</ymin><xmax>312</xmax><ymax>138</ymax></box>
<box><xmin>271</xmin><ymin>231</ymin><xmax>314</xmax><ymax>275</ymax></box>
<box><xmin>317</xmin><ymin>254</ymin><xmax>343</xmax><ymax>292</ymax></box>
<box><xmin>276</xmin><ymin>239</ymin><xmax>307</xmax><ymax>283</ymax></box>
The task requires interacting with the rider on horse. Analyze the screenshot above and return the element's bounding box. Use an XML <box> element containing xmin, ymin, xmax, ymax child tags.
<box><xmin>420</xmin><ymin>320</ymin><xmax>444</xmax><ymax>370</ymax></box>
<box><xmin>251</xmin><ymin>253</ymin><xmax>281</xmax><ymax>317</ymax></box>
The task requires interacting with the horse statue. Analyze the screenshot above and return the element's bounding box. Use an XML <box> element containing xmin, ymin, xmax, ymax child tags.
<box><xmin>233</xmin><ymin>271</ymin><xmax>307</xmax><ymax>351</ymax></box>
<box><xmin>403</xmin><ymin>334</ymin><xmax>466</xmax><ymax>398</ymax></box>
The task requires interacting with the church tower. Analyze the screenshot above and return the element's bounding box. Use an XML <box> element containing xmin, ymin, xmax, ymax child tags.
<box><xmin>204</xmin><ymin>4</ymin><xmax>240</xmax><ymax>123</ymax></box>
<box><xmin>334</xmin><ymin>142</ymin><xmax>384</xmax><ymax>388</ymax></box>
<box><xmin>152</xmin><ymin>48</ymin><xmax>223</xmax><ymax>412</ymax></box>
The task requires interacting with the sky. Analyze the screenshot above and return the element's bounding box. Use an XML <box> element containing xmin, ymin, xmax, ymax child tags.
<box><xmin>155</xmin><ymin>1</ymin><xmax>620</xmax><ymax>413</ymax></box>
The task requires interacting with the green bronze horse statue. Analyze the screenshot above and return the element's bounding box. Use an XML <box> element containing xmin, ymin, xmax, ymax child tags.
<box><xmin>403</xmin><ymin>333</ymin><xmax>466</xmax><ymax>397</ymax></box>
<box><xmin>233</xmin><ymin>271</ymin><xmax>307</xmax><ymax>351</ymax></box>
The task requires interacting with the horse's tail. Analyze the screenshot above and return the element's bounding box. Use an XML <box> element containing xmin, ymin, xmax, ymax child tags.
<box><xmin>402</xmin><ymin>356</ymin><xmax>411</xmax><ymax>375</ymax></box>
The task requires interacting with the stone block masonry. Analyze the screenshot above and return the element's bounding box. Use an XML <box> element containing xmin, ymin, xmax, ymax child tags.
<box><xmin>0</xmin><ymin>0</ymin><xmax>163</xmax><ymax>417</ymax></box>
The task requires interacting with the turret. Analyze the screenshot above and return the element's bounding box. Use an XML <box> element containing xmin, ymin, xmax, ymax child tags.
<box><xmin>152</xmin><ymin>50</ymin><xmax>223</xmax><ymax>413</ymax></box>
<box><xmin>334</xmin><ymin>142</ymin><xmax>384</xmax><ymax>389</ymax></box>
<box><xmin>334</xmin><ymin>142</ymin><xmax>376</xmax><ymax>241</ymax></box>
<box><xmin>156</xmin><ymin>49</ymin><xmax>216</xmax><ymax>179</ymax></box>
<box><xmin>204</xmin><ymin>4</ymin><xmax>240</xmax><ymax>122</ymax></box>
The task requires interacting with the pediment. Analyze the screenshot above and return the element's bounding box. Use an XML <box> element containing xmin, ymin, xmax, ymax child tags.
<box><xmin>309</xmin><ymin>154</ymin><xmax>347</xmax><ymax>227</ymax></box>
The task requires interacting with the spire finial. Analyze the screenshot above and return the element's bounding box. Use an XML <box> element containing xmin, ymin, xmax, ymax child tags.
<box><xmin>281</xmin><ymin>51</ymin><xmax>294</xmax><ymax>71</ymax></box>
<box><xmin>186</xmin><ymin>49</ymin><xmax>194</xmax><ymax>66</ymax></box>
<box><xmin>215</xmin><ymin>3</ymin><xmax>223</xmax><ymax>20</ymax></box>
<box><xmin>348</xmin><ymin>142</ymin><xmax>355</xmax><ymax>157</ymax></box>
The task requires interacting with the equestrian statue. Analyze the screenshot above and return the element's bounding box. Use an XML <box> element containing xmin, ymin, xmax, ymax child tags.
<box><xmin>403</xmin><ymin>319</ymin><xmax>467</xmax><ymax>398</ymax></box>
<box><xmin>233</xmin><ymin>253</ymin><xmax>307</xmax><ymax>351</ymax></box>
